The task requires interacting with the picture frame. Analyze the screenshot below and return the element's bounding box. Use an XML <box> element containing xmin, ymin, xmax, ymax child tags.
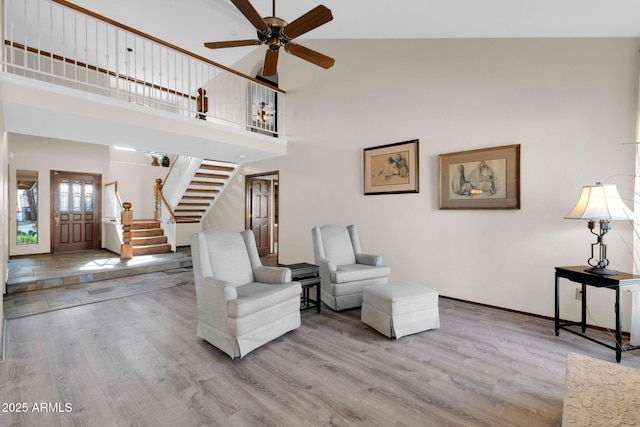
<box><xmin>438</xmin><ymin>144</ymin><xmax>520</xmax><ymax>209</ymax></box>
<box><xmin>364</xmin><ymin>139</ymin><xmax>419</xmax><ymax>195</ymax></box>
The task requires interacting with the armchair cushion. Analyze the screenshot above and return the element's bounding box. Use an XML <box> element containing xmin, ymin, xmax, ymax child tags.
<box><xmin>228</xmin><ymin>281</ymin><xmax>302</xmax><ymax>318</ymax></box>
<box><xmin>227</xmin><ymin>282</ymin><xmax>301</xmax><ymax>317</ymax></box>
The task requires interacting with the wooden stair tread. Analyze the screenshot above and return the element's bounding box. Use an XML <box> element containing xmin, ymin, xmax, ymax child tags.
<box><xmin>131</xmin><ymin>223</ymin><xmax>161</xmax><ymax>230</ymax></box>
<box><xmin>194</xmin><ymin>172</ymin><xmax>229</xmax><ymax>179</ymax></box>
<box><xmin>131</xmin><ymin>235</ymin><xmax>168</xmax><ymax>245</ymax></box>
<box><xmin>130</xmin><ymin>229</ymin><xmax>164</xmax><ymax>237</ymax></box>
<box><xmin>182</xmin><ymin>195</ymin><xmax>215</xmax><ymax>200</ymax></box>
<box><xmin>132</xmin><ymin>242</ymin><xmax>170</xmax><ymax>247</ymax></box>
<box><xmin>186</xmin><ymin>188</ymin><xmax>219</xmax><ymax>193</ymax></box>
<box><xmin>189</xmin><ymin>180</ymin><xmax>225</xmax><ymax>186</ymax></box>
<box><xmin>199</xmin><ymin>164</ymin><xmax>235</xmax><ymax>172</ymax></box>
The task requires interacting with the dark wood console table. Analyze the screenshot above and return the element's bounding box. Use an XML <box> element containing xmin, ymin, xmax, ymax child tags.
<box><xmin>555</xmin><ymin>266</ymin><xmax>640</xmax><ymax>362</ymax></box>
<box><xmin>286</xmin><ymin>263</ymin><xmax>321</xmax><ymax>313</ymax></box>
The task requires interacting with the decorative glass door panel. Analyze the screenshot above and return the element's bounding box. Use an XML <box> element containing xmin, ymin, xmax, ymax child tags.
<box><xmin>16</xmin><ymin>170</ymin><xmax>39</xmax><ymax>245</ymax></box>
<box><xmin>52</xmin><ymin>171</ymin><xmax>101</xmax><ymax>252</ymax></box>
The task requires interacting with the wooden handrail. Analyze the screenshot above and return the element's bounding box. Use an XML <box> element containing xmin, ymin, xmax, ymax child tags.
<box><xmin>53</xmin><ymin>0</ymin><xmax>285</xmax><ymax>94</ymax></box>
<box><xmin>154</xmin><ymin>178</ymin><xmax>177</xmax><ymax>223</ymax></box>
<box><xmin>159</xmin><ymin>192</ymin><xmax>178</xmax><ymax>223</ymax></box>
<box><xmin>105</xmin><ymin>181</ymin><xmax>124</xmax><ymax>208</ymax></box>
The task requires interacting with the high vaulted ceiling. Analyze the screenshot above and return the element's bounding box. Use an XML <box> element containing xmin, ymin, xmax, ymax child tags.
<box><xmin>69</xmin><ymin>0</ymin><xmax>640</xmax><ymax>69</ymax></box>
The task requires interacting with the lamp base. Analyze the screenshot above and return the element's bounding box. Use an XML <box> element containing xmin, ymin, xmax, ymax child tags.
<box><xmin>584</xmin><ymin>266</ymin><xmax>618</xmax><ymax>276</ymax></box>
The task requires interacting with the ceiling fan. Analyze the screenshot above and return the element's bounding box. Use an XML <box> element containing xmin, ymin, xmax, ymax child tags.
<box><xmin>204</xmin><ymin>0</ymin><xmax>335</xmax><ymax>76</ymax></box>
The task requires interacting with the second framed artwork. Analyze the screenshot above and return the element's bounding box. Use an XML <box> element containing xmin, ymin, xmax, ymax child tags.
<box><xmin>438</xmin><ymin>144</ymin><xmax>520</xmax><ymax>209</ymax></box>
<box><xmin>364</xmin><ymin>139</ymin><xmax>419</xmax><ymax>195</ymax></box>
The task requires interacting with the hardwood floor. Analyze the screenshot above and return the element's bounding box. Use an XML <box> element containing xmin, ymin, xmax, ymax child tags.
<box><xmin>1</xmin><ymin>275</ymin><xmax>639</xmax><ymax>426</ymax></box>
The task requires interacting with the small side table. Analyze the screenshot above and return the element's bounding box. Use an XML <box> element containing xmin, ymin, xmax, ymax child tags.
<box><xmin>555</xmin><ymin>266</ymin><xmax>640</xmax><ymax>362</ymax></box>
<box><xmin>287</xmin><ymin>263</ymin><xmax>321</xmax><ymax>313</ymax></box>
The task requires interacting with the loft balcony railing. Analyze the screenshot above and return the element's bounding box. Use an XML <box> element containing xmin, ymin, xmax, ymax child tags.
<box><xmin>1</xmin><ymin>0</ymin><xmax>284</xmax><ymax>137</ymax></box>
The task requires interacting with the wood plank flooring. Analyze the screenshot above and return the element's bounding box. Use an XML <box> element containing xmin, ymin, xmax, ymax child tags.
<box><xmin>1</xmin><ymin>276</ymin><xmax>640</xmax><ymax>426</ymax></box>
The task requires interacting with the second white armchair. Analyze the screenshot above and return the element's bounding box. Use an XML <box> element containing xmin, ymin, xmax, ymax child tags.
<box><xmin>312</xmin><ymin>224</ymin><xmax>390</xmax><ymax>311</ymax></box>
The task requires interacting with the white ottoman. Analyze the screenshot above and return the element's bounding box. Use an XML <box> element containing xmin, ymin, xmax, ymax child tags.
<box><xmin>361</xmin><ymin>281</ymin><xmax>440</xmax><ymax>339</ymax></box>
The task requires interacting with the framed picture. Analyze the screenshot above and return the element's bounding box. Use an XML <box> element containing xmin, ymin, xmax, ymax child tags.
<box><xmin>438</xmin><ymin>144</ymin><xmax>520</xmax><ymax>209</ymax></box>
<box><xmin>364</xmin><ymin>139</ymin><xmax>419</xmax><ymax>195</ymax></box>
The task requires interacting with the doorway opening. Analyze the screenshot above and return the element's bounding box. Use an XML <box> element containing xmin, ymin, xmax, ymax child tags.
<box><xmin>245</xmin><ymin>171</ymin><xmax>279</xmax><ymax>266</ymax></box>
<box><xmin>51</xmin><ymin>170</ymin><xmax>102</xmax><ymax>253</ymax></box>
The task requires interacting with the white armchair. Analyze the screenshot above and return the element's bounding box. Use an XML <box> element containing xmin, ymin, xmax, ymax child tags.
<box><xmin>312</xmin><ymin>224</ymin><xmax>390</xmax><ymax>311</ymax></box>
<box><xmin>190</xmin><ymin>229</ymin><xmax>302</xmax><ymax>359</ymax></box>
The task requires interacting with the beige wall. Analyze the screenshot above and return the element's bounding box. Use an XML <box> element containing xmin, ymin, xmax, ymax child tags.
<box><xmin>206</xmin><ymin>37</ymin><xmax>640</xmax><ymax>330</ymax></box>
<box><xmin>109</xmin><ymin>146</ymin><xmax>172</xmax><ymax>220</ymax></box>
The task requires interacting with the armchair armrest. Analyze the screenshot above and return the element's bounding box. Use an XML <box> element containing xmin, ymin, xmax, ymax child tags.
<box><xmin>316</xmin><ymin>256</ymin><xmax>337</xmax><ymax>272</ymax></box>
<box><xmin>254</xmin><ymin>266</ymin><xmax>292</xmax><ymax>284</ymax></box>
<box><xmin>203</xmin><ymin>277</ymin><xmax>238</xmax><ymax>300</ymax></box>
<box><xmin>356</xmin><ymin>253</ymin><xmax>382</xmax><ymax>266</ymax></box>
<box><xmin>316</xmin><ymin>256</ymin><xmax>336</xmax><ymax>286</ymax></box>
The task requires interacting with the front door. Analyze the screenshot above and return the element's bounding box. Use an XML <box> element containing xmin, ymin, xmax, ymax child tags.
<box><xmin>251</xmin><ymin>178</ymin><xmax>271</xmax><ymax>257</ymax></box>
<box><xmin>52</xmin><ymin>171</ymin><xmax>101</xmax><ymax>252</ymax></box>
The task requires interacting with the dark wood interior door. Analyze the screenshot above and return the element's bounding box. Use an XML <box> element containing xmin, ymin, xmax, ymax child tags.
<box><xmin>251</xmin><ymin>178</ymin><xmax>271</xmax><ymax>257</ymax></box>
<box><xmin>52</xmin><ymin>171</ymin><xmax>101</xmax><ymax>252</ymax></box>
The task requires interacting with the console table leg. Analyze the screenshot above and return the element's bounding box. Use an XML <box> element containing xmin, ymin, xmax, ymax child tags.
<box><xmin>555</xmin><ymin>273</ymin><xmax>560</xmax><ymax>336</ymax></box>
<box><xmin>616</xmin><ymin>287</ymin><xmax>622</xmax><ymax>362</ymax></box>
<box><xmin>581</xmin><ymin>283</ymin><xmax>587</xmax><ymax>333</ymax></box>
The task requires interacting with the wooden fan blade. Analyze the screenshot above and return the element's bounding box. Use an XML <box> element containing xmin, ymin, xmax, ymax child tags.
<box><xmin>285</xmin><ymin>43</ymin><xmax>335</xmax><ymax>69</ymax></box>
<box><xmin>204</xmin><ymin>39</ymin><xmax>261</xmax><ymax>49</ymax></box>
<box><xmin>262</xmin><ymin>49</ymin><xmax>279</xmax><ymax>76</ymax></box>
<box><xmin>282</xmin><ymin>5</ymin><xmax>333</xmax><ymax>40</ymax></box>
<box><xmin>230</xmin><ymin>0</ymin><xmax>270</xmax><ymax>34</ymax></box>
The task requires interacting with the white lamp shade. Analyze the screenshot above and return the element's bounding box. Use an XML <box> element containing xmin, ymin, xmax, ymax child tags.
<box><xmin>565</xmin><ymin>183</ymin><xmax>635</xmax><ymax>220</ymax></box>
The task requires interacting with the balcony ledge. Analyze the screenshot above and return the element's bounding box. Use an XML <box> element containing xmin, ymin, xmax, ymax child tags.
<box><xmin>0</xmin><ymin>73</ymin><xmax>287</xmax><ymax>164</ymax></box>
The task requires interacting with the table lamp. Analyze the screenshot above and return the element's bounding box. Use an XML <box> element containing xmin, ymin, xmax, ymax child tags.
<box><xmin>565</xmin><ymin>182</ymin><xmax>635</xmax><ymax>276</ymax></box>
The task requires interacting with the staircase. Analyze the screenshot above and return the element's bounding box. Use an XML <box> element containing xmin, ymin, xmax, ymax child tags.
<box><xmin>104</xmin><ymin>158</ymin><xmax>236</xmax><ymax>259</ymax></box>
<box><xmin>173</xmin><ymin>159</ymin><xmax>236</xmax><ymax>224</ymax></box>
<box><xmin>131</xmin><ymin>219</ymin><xmax>172</xmax><ymax>256</ymax></box>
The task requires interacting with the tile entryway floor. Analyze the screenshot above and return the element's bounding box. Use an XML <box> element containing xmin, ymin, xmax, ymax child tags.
<box><xmin>3</xmin><ymin>247</ymin><xmax>193</xmax><ymax>319</ymax></box>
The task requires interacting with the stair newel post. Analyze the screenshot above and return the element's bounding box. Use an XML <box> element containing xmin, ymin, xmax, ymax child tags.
<box><xmin>121</xmin><ymin>202</ymin><xmax>134</xmax><ymax>259</ymax></box>
<box><xmin>154</xmin><ymin>178</ymin><xmax>163</xmax><ymax>221</ymax></box>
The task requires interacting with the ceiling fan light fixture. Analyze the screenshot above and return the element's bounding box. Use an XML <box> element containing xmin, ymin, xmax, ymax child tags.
<box><xmin>263</xmin><ymin>16</ymin><xmax>287</xmax><ymax>28</ymax></box>
<box><xmin>205</xmin><ymin>0</ymin><xmax>335</xmax><ymax>75</ymax></box>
